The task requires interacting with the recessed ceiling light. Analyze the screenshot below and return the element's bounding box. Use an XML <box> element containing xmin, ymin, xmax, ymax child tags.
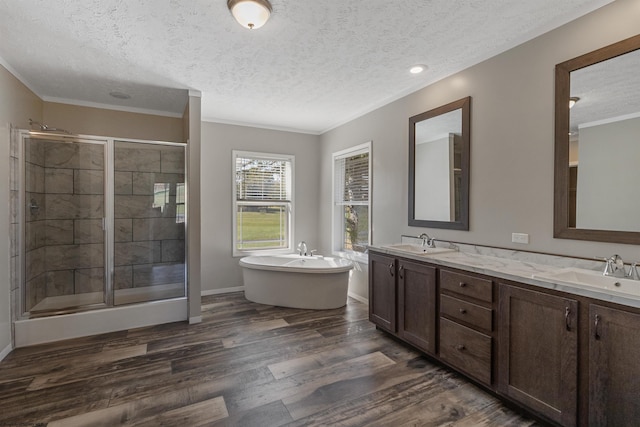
<box><xmin>410</xmin><ymin>65</ymin><xmax>427</xmax><ymax>74</ymax></box>
<box><xmin>109</xmin><ymin>91</ymin><xmax>131</xmax><ymax>100</ymax></box>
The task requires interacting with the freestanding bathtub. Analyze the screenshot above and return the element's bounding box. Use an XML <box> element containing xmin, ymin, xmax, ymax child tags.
<box><xmin>239</xmin><ymin>254</ymin><xmax>354</xmax><ymax>309</ymax></box>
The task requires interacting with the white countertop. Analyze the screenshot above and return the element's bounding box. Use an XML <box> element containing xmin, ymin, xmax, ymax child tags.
<box><xmin>370</xmin><ymin>244</ymin><xmax>640</xmax><ymax>309</ymax></box>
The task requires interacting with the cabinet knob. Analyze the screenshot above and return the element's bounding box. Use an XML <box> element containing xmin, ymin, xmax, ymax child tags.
<box><xmin>459</xmin><ymin>308</ymin><xmax>467</xmax><ymax>314</ymax></box>
<box><xmin>459</xmin><ymin>282</ymin><xmax>466</xmax><ymax>287</ymax></box>
<box><xmin>456</xmin><ymin>344</ymin><xmax>466</xmax><ymax>351</ymax></box>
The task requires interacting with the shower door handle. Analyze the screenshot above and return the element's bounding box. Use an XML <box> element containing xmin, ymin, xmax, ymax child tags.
<box><xmin>29</xmin><ymin>199</ymin><xmax>40</xmax><ymax>215</ymax></box>
<box><xmin>102</xmin><ymin>218</ymin><xmax>107</xmax><ymax>231</ymax></box>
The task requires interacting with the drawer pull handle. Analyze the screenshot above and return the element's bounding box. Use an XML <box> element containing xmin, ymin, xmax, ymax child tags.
<box><xmin>389</xmin><ymin>263</ymin><xmax>394</xmax><ymax>277</ymax></box>
<box><xmin>565</xmin><ymin>306</ymin><xmax>571</xmax><ymax>331</ymax></box>
<box><xmin>399</xmin><ymin>265</ymin><xmax>404</xmax><ymax>280</ymax></box>
<box><xmin>459</xmin><ymin>308</ymin><xmax>467</xmax><ymax>314</ymax></box>
<box><xmin>456</xmin><ymin>344</ymin><xmax>466</xmax><ymax>351</ymax></box>
<box><xmin>594</xmin><ymin>314</ymin><xmax>601</xmax><ymax>340</ymax></box>
<box><xmin>459</xmin><ymin>282</ymin><xmax>466</xmax><ymax>287</ymax></box>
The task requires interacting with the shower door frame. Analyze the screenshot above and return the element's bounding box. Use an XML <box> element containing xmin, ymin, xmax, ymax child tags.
<box><xmin>17</xmin><ymin>130</ymin><xmax>188</xmax><ymax>319</ymax></box>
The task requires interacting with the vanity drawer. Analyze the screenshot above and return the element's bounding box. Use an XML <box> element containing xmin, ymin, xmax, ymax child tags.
<box><xmin>439</xmin><ymin>318</ymin><xmax>492</xmax><ymax>385</ymax></box>
<box><xmin>440</xmin><ymin>269</ymin><xmax>493</xmax><ymax>303</ymax></box>
<box><xmin>440</xmin><ymin>294</ymin><xmax>493</xmax><ymax>332</ymax></box>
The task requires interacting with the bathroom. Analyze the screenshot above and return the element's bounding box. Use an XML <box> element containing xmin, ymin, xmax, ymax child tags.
<box><xmin>1</xmin><ymin>0</ymin><xmax>640</xmax><ymax>424</ymax></box>
<box><xmin>4</xmin><ymin>2</ymin><xmax>639</xmax><ymax>340</ymax></box>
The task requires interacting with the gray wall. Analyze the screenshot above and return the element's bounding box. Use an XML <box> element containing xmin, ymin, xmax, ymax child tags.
<box><xmin>43</xmin><ymin>102</ymin><xmax>185</xmax><ymax>143</ymax></box>
<box><xmin>200</xmin><ymin>122</ymin><xmax>321</xmax><ymax>292</ymax></box>
<box><xmin>576</xmin><ymin>117</ymin><xmax>640</xmax><ymax>231</ymax></box>
<box><xmin>0</xmin><ymin>63</ymin><xmax>43</xmax><ymax>354</ymax></box>
<box><xmin>415</xmin><ymin>136</ymin><xmax>454</xmax><ymax>221</ymax></box>
<box><xmin>319</xmin><ymin>0</ymin><xmax>640</xmax><ymax>300</ymax></box>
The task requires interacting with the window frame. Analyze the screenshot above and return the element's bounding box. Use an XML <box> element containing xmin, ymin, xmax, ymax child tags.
<box><xmin>232</xmin><ymin>150</ymin><xmax>295</xmax><ymax>257</ymax></box>
<box><xmin>332</xmin><ymin>141</ymin><xmax>372</xmax><ymax>263</ymax></box>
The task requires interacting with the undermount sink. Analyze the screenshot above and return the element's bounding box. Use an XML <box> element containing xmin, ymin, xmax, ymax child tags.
<box><xmin>381</xmin><ymin>243</ymin><xmax>455</xmax><ymax>256</ymax></box>
<box><xmin>533</xmin><ymin>268</ymin><xmax>640</xmax><ymax>297</ymax></box>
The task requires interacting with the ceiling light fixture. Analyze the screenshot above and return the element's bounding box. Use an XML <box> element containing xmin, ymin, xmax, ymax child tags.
<box><xmin>228</xmin><ymin>0</ymin><xmax>272</xmax><ymax>29</ymax></box>
<box><xmin>569</xmin><ymin>96</ymin><xmax>580</xmax><ymax>109</ymax></box>
<box><xmin>410</xmin><ymin>65</ymin><xmax>427</xmax><ymax>74</ymax></box>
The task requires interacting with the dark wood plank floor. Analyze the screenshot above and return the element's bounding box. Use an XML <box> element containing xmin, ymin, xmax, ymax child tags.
<box><xmin>0</xmin><ymin>293</ymin><xmax>543</xmax><ymax>426</ymax></box>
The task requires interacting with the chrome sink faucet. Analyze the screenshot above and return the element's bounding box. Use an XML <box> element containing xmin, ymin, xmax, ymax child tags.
<box><xmin>602</xmin><ymin>254</ymin><xmax>625</xmax><ymax>277</ymax></box>
<box><xmin>297</xmin><ymin>241</ymin><xmax>308</xmax><ymax>256</ymax></box>
<box><xmin>626</xmin><ymin>262</ymin><xmax>640</xmax><ymax>281</ymax></box>
<box><xmin>418</xmin><ymin>233</ymin><xmax>436</xmax><ymax>248</ymax></box>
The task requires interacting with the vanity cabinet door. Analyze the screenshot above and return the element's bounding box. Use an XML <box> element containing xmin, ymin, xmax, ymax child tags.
<box><xmin>498</xmin><ymin>284</ymin><xmax>578</xmax><ymax>427</ymax></box>
<box><xmin>589</xmin><ymin>304</ymin><xmax>640</xmax><ymax>426</ymax></box>
<box><xmin>368</xmin><ymin>252</ymin><xmax>397</xmax><ymax>332</ymax></box>
<box><xmin>398</xmin><ymin>259</ymin><xmax>436</xmax><ymax>354</ymax></box>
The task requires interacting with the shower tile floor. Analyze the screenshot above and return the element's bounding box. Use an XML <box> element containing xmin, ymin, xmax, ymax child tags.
<box><xmin>0</xmin><ymin>293</ymin><xmax>543</xmax><ymax>426</ymax></box>
<box><xmin>29</xmin><ymin>283</ymin><xmax>185</xmax><ymax>312</ymax></box>
<box><xmin>29</xmin><ymin>291</ymin><xmax>104</xmax><ymax>311</ymax></box>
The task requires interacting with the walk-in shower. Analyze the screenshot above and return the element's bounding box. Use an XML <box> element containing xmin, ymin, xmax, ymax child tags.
<box><xmin>15</xmin><ymin>130</ymin><xmax>187</xmax><ymax>317</ymax></box>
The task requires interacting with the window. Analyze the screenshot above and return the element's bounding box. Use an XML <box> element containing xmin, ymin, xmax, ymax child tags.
<box><xmin>176</xmin><ymin>183</ymin><xmax>185</xmax><ymax>223</ymax></box>
<box><xmin>233</xmin><ymin>151</ymin><xmax>294</xmax><ymax>256</ymax></box>
<box><xmin>152</xmin><ymin>182</ymin><xmax>185</xmax><ymax>223</ymax></box>
<box><xmin>333</xmin><ymin>142</ymin><xmax>371</xmax><ymax>257</ymax></box>
<box><xmin>153</xmin><ymin>183</ymin><xmax>170</xmax><ymax>212</ymax></box>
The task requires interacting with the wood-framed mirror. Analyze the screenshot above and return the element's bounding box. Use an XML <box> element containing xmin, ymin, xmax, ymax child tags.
<box><xmin>554</xmin><ymin>34</ymin><xmax>640</xmax><ymax>244</ymax></box>
<box><xmin>409</xmin><ymin>96</ymin><xmax>470</xmax><ymax>230</ymax></box>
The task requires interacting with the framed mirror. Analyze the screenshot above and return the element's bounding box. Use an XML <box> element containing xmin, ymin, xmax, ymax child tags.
<box><xmin>409</xmin><ymin>97</ymin><xmax>470</xmax><ymax>230</ymax></box>
<box><xmin>555</xmin><ymin>34</ymin><xmax>640</xmax><ymax>244</ymax></box>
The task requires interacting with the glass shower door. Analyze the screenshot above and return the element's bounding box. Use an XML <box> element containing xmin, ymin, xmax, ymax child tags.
<box><xmin>113</xmin><ymin>141</ymin><xmax>186</xmax><ymax>305</ymax></box>
<box><xmin>24</xmin><ymin>137</ymin><xmax>107</xmax><ymax>314</ymax></box>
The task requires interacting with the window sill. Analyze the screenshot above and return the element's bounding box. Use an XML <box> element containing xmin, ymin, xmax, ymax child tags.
<box><xmin>233</xmin><ymin>248</ymin><xmax>293</xmax><ymax>258</ymax></box>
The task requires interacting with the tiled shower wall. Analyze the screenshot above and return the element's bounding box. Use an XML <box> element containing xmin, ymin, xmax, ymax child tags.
<box><xmin>24</xmin><ymin>139</ymin><xmax>105</xmax><ymax>311</ymax></box>
<box><xmin>113</xmin><ymin>141</ymin><xmax>185</xmax><ymax>291</ymax></box>
<box><xmin>10</xmin><ymin>131</ymin><xmax>20</xmax><ymax>321</ymax></box>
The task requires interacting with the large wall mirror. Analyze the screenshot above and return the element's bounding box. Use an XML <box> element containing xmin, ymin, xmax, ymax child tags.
<box><xmin>555</xmin><ymin>34</ymin><xmax>640</xmax><ymax>244</ymax></box>
<box><xmin>409</xmin><ymin>97</ymin><xmax>470</xmax><ymax>230</ymax></box>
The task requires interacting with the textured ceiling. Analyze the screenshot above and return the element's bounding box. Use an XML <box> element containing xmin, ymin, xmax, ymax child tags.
<box><xmin>571</xmin><ymin>49</ymin><xmax>640</xmax><ymax>134</ymax></box>
<box><xmin>0</xmin><ymin>0</ymin><xmax>613</xmax><ymax>134</ymax></box>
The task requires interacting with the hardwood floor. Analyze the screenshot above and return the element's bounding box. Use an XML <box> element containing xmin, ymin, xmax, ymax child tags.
<box><xmin>0</xmin><ymin>293</ymin><xmax>543</xmax><ymax>426</ymax></box>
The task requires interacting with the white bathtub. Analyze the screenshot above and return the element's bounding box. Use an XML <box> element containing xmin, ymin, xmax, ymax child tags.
<box><xmin>239</xmin><ymin>254</ymin><xmax>354</xmax><ymax>309</ymax></box>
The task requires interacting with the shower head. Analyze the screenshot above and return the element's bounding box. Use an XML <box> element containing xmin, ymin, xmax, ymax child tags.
<box><xmin>29</xmin><ymin>119</ymin><xmax>72</xmax><ymax>135</ymax></box>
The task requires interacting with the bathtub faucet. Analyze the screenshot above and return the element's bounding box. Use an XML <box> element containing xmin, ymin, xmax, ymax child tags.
<box><xmin>297</xmin><ymin>241</ymin><xmax>308</xmax><ymax>256</ymax></box>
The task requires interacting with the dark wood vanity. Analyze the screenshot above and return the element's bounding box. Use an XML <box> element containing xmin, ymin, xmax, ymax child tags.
<box><xmin>389</xmin><ymin>31</ymin><xmax>640</xmax><ymax>426</ymax></box>
<box><xmin>369</xmin><ymin>250</ymin><xmax>640</xmax><ymax>427</ymax></box>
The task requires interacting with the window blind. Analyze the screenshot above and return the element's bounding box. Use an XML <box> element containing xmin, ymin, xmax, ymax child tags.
<box><xmin>335</xmin><ymin>152</ymin><xmax>369</xmax><ymax>205</ymax></box>
<box><xmin>236</xmin><ymin>156</ymin><xmax>292</xmax><ymax>202</ymax></box>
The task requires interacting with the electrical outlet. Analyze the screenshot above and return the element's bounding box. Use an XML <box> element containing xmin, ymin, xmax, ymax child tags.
<box><xmin>512</xmin><ymin>233</ymin><xmax>529</xmax><ymax>244</ymax></box>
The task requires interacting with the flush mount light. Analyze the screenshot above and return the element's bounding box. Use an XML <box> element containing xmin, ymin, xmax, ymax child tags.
<box><xmin>109</xmin><ymin>91</ymin><xmax>131</xmax><ymax>100</ymax></box>
<box><xmin>569</xmin><ymin>96</ymin><xmax>580</xmax><ymax>109</ymax></box>
<box><xmin>228</xmin><ymin>0</ymin><xmax>272</xmax><ymax>29</ymax></box>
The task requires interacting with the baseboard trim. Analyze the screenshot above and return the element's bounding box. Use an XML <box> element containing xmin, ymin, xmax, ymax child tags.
<box><xmin>348</xmin><ymin>292</ymin><xmax>369</xmax><ymax>305</ymax></box>
<box><xmin>0</xmin><ymin>343</ymin><xmax>12</xmax><ymax>362</ymax></box>
<box><xmin>202</xmin><ymin>286</ymin><xmax>245</xmax><ymax>296</ymax></box>
<box><xmin>202</xmin><ymin>287</ymin><xmax>366</xmax><ymax>305</ymax></box>
<box><xmin>189</xmin><ymin>316</ymin><xmax>202</xmax><ymax>324</ymax></box>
